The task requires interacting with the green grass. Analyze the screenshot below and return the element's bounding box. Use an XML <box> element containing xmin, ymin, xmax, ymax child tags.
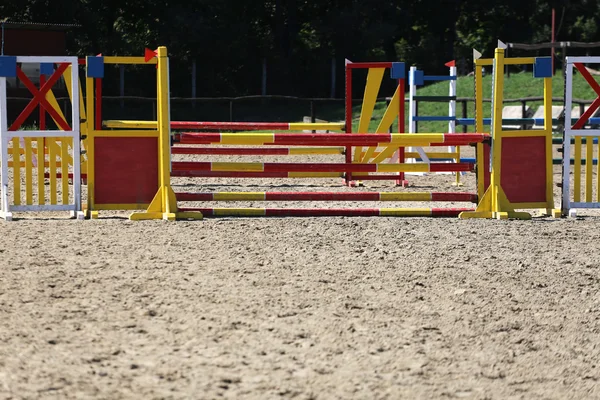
<box><xmin>350</xmin><ymin>71</ymin><xmax>600</xmax><ymax>134</ymax></box>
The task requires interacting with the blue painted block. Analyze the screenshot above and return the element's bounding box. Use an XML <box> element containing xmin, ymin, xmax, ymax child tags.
<box><xmin>390</xmin><ymin>62</ymin><xmax>405</xmax><ymax>79</ymax></box>
<box><xmin>0</xmin><ymin>56</ymin><xmax>17</xmax><ymax>78</ymax></box>
<box><xmin>40</xmin><ymin>63</ymin><xmax>54</xmax><ymax>76</ymax></box>
<box><xmin>86</xmin><ymin>56</ymin><xmax>105</xmax><ymax>78</ymax></box>
<box><xmin>533</xmin><ymin>57</ymin><xmax>552</xmax><ymax>78</ymax></box>
<box><xmin>410</xmin><ymin>69</ymin><xmax>424</xmax><ymax>86</ymax></box>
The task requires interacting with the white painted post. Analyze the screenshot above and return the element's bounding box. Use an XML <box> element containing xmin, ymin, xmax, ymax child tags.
<box><xmin>0</xmin><ymin>76</ymin><xmax>11</xmax><ymax>220</ymax></box>
<box><xmin>69</xmin><ymin>57</ymin><xmax>83</xmax><ymax>219</ymax></box>
<box><xmin>408</xmin><ymin>66</ymin><xmax>417</xmax><ymax>134</ymax></box>
<box><xmin>562</xmin><ymin>59</ymin><xmax>573</xmax><ymax>216</ymax></box>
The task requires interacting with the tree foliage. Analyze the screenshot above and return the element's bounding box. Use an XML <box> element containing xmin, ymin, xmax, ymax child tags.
<box><xmin>3</xmin><ymin>0</ymin><xmax>600</xmax><ymax>97</ymax></box>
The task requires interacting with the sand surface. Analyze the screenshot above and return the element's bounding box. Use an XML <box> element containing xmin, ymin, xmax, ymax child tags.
<box><xmin>1</xmin><ymin>160</ymin><xmax>600</xmax><ymax>399</ymax></box>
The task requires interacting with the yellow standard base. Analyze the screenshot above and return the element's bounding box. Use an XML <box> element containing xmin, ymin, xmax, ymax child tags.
<box><xmin>129</xmin><ymin>186</ymin><xmax>203</xmax><ymax>221</ymax></box>
<box><xmin>458</xmin><ymin>185</ymin><xmax>532</xmax><ymax>220</ymax></box>
<box><xmin>550</xmin><ymin>209</ymin><xmax>562</xmax><ymax>218</ymax></box>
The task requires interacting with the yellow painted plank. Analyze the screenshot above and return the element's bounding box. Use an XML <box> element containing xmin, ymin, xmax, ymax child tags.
<box><xmin>210</xmin><ymin>162</ymin><xmax>265</xmax><ymax>172</ymax></box>
<box><xmin>288</xmin><ymin>147</ymin><xmax>344</xmax><ymax>155</ymax></box>
<box><xmin>49</xmin><ymin>139</ymin><xmax>57</xmax><ymax>205</ymax></box>
<box><xmin>358</xmin><ymin>68</ymin><xmax>385</xmax><ymax>134</ymax></box>
<box><xmin>362</xmin><ymin>86</ymin><xmax>401</xmax><ymax>163</ymax></box>
<box><xmin>103</xmin><ymin>56</ymin><xmax>157</xmax><ymax>65</ymax></box>
<box><xmin>390</xmin><ymin>133</ymin><xmax>445</xmax><ymax>144</ymax></box>
<box><xmin>12</xmin><ymin>138</ymin><xmax>20</xmax><ymax>206</ymax></box>
<box><xmin>586</xmin><ymin>138</ymin><xmax>593</xmax><ymax>202</ymax></box>
<box><xmin>37</xmin><ymin>138</ymin><xmax>45</xmax><ymax>205</ymax></box>
<box><xmin>354</xmin><ymin>68</ymin><xmax>385</xmax><ymax>162</ymax></box>
<box><xmin>370</xmin><ymin>145</ymin><xmax>400</xmax><ymax>164</ymax></box>
<box><xmin>44</xmin><ymin>89</ymin><xmax>69</xmax><ymax>128</ymax></box>
<box><xmin>103</xmin><ymin>120</ymin><xmax>158</xmax><ymax>129</ymax></box>
<box><xmin>377</xmin><ymin>164</ymin><xmax>429</xmax><ymax>173</ymax></box>
<box><xmin>474</xmin><ymin>59</ymin><xmax>493</xmax><ymax>67</ymax></box>
<box><xmin>504</xmin><ymin>57</ymin><xmax>535</xmax><ymax>65</ymax></box>
<box><xmin>213</xmin><ymin>192</ymin><xmax>266</xmax><ymax>201</ymax></box>
<box><xmin>24</xmin><ymin>138</ymin><xmax>33</xmax><ymax>205</ymax></box>
<box><xmin>61</xmin><ymin>137</ymin><xmax>70</xmax><ymax>205</ymax></box>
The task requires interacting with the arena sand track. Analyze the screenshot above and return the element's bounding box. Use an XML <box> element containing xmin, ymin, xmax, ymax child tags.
<box><xmin>1</xmin><ymin>165</ymin><xmax>600</xmax><ymax>399</ymax></box>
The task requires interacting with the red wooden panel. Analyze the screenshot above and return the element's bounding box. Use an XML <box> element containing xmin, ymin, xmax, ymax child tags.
<box><xmin>94</xmin><ymin>137</ymin><xmax>159</xmax><ymax>205</ymax></box>
<box><xmin>501</xmin><ymin>136</ymin><xmax>547</xmax><ymax>203</ymax></box>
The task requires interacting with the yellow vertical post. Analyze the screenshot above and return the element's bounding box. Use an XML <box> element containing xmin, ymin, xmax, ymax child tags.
<box><xmin>24</xmin><ymin>138</ymin><xmax>33</xmax><ymax>205</ymax></box>
<box><xmin>37</xmin><ymin>138</ymin><xmax>45</xmax><ymax>205</ymax></box>
<box><xmin>489</xmin><ymin>49</ymin><xmax>505</xmax><ymax>217</ymax></box>
<box><xmin>130</xmin><ymin>46</ymin><xmax>202</xmax><ymax>221</ymax></box>
<box><xmin>585</xmin><ymin>137</ymin><xmax>593</xmax><ymax>202</ymax></box>
<box><xmin>61</xmin><ymin>137</ymin><xmax>69</xmax><ymax>204</ymax></box>
<box><xmin>85</xmin><ymin>76</ymin><xmax>96</xmax><ymax>216</ymax></box>
<box><xmin>155</xmin><ymin>46</ymin><xmax>175</xmax><ymax>220</ymax></box>
<box><xmin>574</xmin><ymin>137</ymin><xmax>581</xmax><ymax>202</ymax></box>
<box><xmin>474</xmin><ymin>64</ymin><xmax>486</xmax><ymax>199</ymax></box>
<box><xmin>543</xmin><ymin>76</ymin><xmax>555</xmax><ymax>213</ymax></box>
<box><xmin>12</xmin><ymin>138</ymin><xmax>21</xmax><ymax>205</ymax></box>
<box><xmin>49</xmin><ymin>138</ymin><xmax>57</xmax><ymax>204</ymax></box>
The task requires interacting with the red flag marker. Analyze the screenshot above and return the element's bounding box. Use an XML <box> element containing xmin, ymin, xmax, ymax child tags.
<box><xmin>144</xmin><ymin>48</ymin><xmax>157</xmax><ymax>62</ymax></box>
<box><xmin>445</xmin><ymin>60</ymin><xmax>456</xmax><ymax>67</ymax></box>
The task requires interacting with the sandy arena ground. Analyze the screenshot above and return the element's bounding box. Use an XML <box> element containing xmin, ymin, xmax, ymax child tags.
<box><xmin>1</xmin><ymin>150</ymin><xmax>600</xmax><ymax>399</ymax></box>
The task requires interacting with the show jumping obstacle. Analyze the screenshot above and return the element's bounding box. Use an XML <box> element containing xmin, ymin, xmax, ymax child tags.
<box><xmin>0</xmin><ymin>43</ymin><xmax>569</xmax><ymax>220</ymax></box>
<box><xmin>163</xmin><ymin>60</ymin><xmax>482</xmax><ymax>218</ymax></box>
<box><xmin>561</xmin><ymin>56</ymin><xmax>600</xmax><ymax>217</ymax></box>
<box><xmin>0</xmin><ymin>55</ymin><xmax>83</xmax><ymax>220</ymax></box>
<box><xmin>459</xmin><ymin>42</ymin><xmax>559</xmax><ymax>219</ymax></box>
